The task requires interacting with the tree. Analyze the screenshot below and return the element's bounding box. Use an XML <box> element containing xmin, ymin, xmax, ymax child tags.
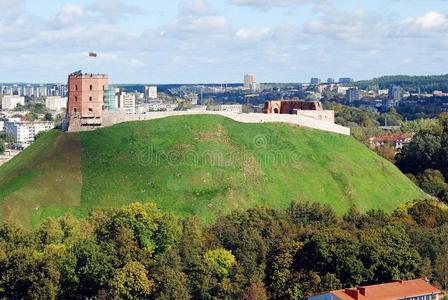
<box><xmin>0</xmin><ymin>139</ymin><xmax>5</xmax><ymax>155</ymax></box>
<box><xmin>374</xmin><ymin>144</ymin><xmax>396</xmax><ymax>162</ymax></box>
<box><xmin>44</xmin><ymin>113</ymin><xmax>54</xmax><ymax>121</ymax></box>
<box><xmin>417</xmin><ymin>169</ymin><xmax>448</xmax><ymax>203</ymax></box>
<box><xmin>110</xmin><ymin>261</ymin><xmax>153</xmax><ymax>300</ymax></box>
<box><xmin>204</xmin><ymin>248</ymin><xmax>236</xmax><ymax>280</ymax></box>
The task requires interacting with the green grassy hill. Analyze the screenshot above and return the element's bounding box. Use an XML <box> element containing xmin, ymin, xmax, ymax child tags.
<box><xmin>0</xmin><ymin>115</ymin><xmax>426</xmax><ymax>227</ymax></box>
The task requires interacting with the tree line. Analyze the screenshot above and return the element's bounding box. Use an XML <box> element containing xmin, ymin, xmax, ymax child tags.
<box><xmin>355</xmin><ymin>74</ymin><xmax>448</xmax><ymax>93</ymax></box>
<box><xmin>0</xmin><ymin>199</ymin><xmax>447</xmax><ymax>299</ymax></box>
<box><xmin>396</xmin><ymin>114</ymin><xmax>448</xmax><ymax>203</ymax></box>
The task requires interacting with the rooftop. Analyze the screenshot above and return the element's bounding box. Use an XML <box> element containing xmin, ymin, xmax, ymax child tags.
<box><xmin>324</xmin><ymin>279</ymin><xmax>440</xmax><ymax>300</ymax></box>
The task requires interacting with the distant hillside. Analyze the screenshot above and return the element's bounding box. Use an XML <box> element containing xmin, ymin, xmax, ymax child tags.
<box><xmin>355</xmin><ymin>74</ymin><xmax>448</xmax><ymax>93</ymax></box>
<box><xmin>0</xmin><ymin>115</ymin><xmax>426</xmax><ymax>227</ymax></box>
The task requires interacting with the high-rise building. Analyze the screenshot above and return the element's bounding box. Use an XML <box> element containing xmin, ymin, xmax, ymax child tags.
<box><xmin>144</xmin><ymin>86</ymin><xmax>158</xmax><ymax>99</ymax></box>
<box><xmin>244</xmin><ymin>74</ymin><xmax>257</xmax><ymax>89</ymax></box>
<box><xmin>104</xmin><ymin>87</ymin><xmax>119</xmax><ymax>110</ymax></box>
<box><xmin>67</xmin><ymin>71</ymin><xmax>108</xmax><ymax>125</ymax></box>
<box><xmin>327</xmin><ymin>78</ymin><xmax>335</xmax><ymax>84</ymax></box>
<box><xmin>118</xmin><ymin>92</ymin><xmax>136</xmax><ymax>114</ymax></box>
<box><xmin>310</xmin><ymin>78</ymin><xmax>321</xmax><ymax>85</ymax></box>
<box><xmin>388</xmin><ymin>85</ymin><xmax>402</xmax><ymax>101</ymax></box>
<box><xmin>339</xmin><ymin>77</ymin><xmax>354</xmax><ymax>84</ymax></box>
<box><xmin>1</xmin><ymin>95</ymin><xmax>25</xmax><ymax>110</ymax></box>
<box><xmin>345</xmin><ymin>87</ymin><xmax>360</xmax><ymax>103</ymax></box>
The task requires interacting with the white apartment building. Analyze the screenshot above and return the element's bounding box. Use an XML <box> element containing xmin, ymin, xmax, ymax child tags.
<box><xmin>118</xmin><ymin>92</ymin><xmax>136</xmax><ymax>114</ymax></box>
<box><xmin>2</xmin><ymin>95</ymin><xmax>25</xmax><ymax>110</ymax></box>
<box><xmin>145</xmin><ymin>86</ymin><xmax>158</xmax><ymax>99</ymax></box>
<box><xmin>5</xmin><ymin>121</ymin><xmax>54</xmax><ymax>144</ymax></box>
<box><xmin>45</xmin><ymin>96</ymin><xmax>67</xmax><ymax>112</ymax></box>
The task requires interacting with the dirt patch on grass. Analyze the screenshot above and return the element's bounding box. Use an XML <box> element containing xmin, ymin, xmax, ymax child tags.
<box><xmin>0</xmin><ymin>133</ymin><xmax>83</xmax><ymax>227</ymax></box>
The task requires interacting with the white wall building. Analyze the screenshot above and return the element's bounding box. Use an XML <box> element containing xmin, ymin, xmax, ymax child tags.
<box><xmin>2</xmin><ymin>95</ymin><xmax>25</xmax><ymax>110</ymax></box>
<box><xmin>45</xmin><ymin>96</ymin><xmax>67</xmax><ymax>112</ymax></box>
<box><xmin>208</xmin><ymin>104</ymin><xmax>243</xmax><ymax>113</ymax></box>
<box><xmin>5</xmin><ymin>121</ymin><xmax>54</xmax><ymax>144</ymax></box>
<box><xmin>145</xmin><ymin>86</ymin><xmax>158</xmax><ymax>99</ymax></box>
<box><xmin>118</xmin><ymin>92</ymin><xmax>136</xmax><ymax>114</ymax></box>
<box><xmin>244</xmin><ymin>74</ymin><xmax>257</xmax><ymax>89</ymax></box>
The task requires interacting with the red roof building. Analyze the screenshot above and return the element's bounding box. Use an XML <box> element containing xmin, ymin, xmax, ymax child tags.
<box><xmin>307</xmin><ymin>279</ymin><xmax>441</xmax><ymax>300</ymax></box>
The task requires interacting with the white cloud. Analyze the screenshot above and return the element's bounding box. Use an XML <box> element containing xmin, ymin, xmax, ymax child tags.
<box><xmin>88</xmin><ymin>0</ymin><xmax>141</xmax><ymax>20</ymax></box>
<box><xmin>54</xmin><ymin>4</ymin><xmax>85</xmax><ymax>27</ymax></box>
<box><xmin>229</xmin><ymin>0</ymin><xmax>311</xmax><ymax>7</ymax></box>
<box><xmin>410</xmin><ymin>11</ymin><xmax>448</xmax><ymax>29</ymax></box>
<box><xmin>236</xmin><ymin>27</ymin><xmax>272</xmax><ymax>41</ymax></box>
<box><xmin>179</xmin><ymin>0</ymin><xmax>210</xmax><ymax>16</ymax></box>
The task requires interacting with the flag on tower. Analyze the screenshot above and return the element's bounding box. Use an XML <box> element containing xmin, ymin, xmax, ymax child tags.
<box><xmin>89</xmin><ymin>52</ymin><xmax>97</xmax><ymax>58</ymax></box>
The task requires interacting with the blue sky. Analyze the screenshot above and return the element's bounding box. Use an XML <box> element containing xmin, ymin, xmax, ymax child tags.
<box><xmin>1</xmin><ymin>0</ymin><xmax>447</xmax><ymax>83</ymax></box>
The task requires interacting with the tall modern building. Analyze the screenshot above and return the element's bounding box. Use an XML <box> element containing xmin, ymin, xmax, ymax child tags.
<box><xmin>327</xmin><ymin>78</ymin><xmax>335</xmax><ymax>84</ymax></box>
<box><xmin>345</xmin><ymin>87</ymin><xmax>360</xmax><ymax>103</ymax></box>
<box><xmin>310</xmin><ymin>78</ymin><xmax>321</xmax><ymax>85</ymax></box>
<box><xmin>388</xmin><ymin>85</ymin><xmax>403</xmax><ymax>101</ymax></box>
<box><xmin>118</xmin><ymin>92</ymin><xmax>136</xmax><ymax>114</ymax></box>
<box><xmin>144</xmin><ymin>86</ymin><xmax>158</xmax><ymax>99</ymax></box>
<box><xmin>67</xmin><ymin>70</ymin><xmax>108</xmax><ymax>126</ymax></box>
<box><xmin>104</xmin><ymin>87</ymin><xmax>118</xmax><ymax>110</ymax></box>
<box><xmin>244</xmin><ymin>74</ymin><xmax>257</xmax><ymax>89</ymax></box>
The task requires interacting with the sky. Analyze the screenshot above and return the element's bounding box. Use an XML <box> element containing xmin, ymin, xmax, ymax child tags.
<box><xmin>1</xmin><ymin>0</ymin><xmax>447</xmax><ymax>84</ymax></box>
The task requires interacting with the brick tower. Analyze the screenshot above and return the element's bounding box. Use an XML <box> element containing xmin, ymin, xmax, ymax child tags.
<box><xmin>67</xmin><ymin>70</ymin><xmax>108</xmax><ymax>128</ymax></box>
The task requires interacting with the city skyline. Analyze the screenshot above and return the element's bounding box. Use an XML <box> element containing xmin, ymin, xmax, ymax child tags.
<box><xmin>1</xmin><ymin>0</ymin><xmax>448</xmax><ymax>84</ymax></box>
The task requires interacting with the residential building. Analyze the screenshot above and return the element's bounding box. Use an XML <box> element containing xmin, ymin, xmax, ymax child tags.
<box><xmin>5</xmin><ymin>121</ymin><xmax>54</xmax><ymax>144</ymax></box>
<box><xmin>45</xmin><ymin>96</ymin><xmax>67</xmax><ymax>112</ymax></box>
<box><xmin>327</xmin><ymin>78</ymin><xmax>335</xmax><ymax>84</ymax></box>
<box><xmin>346</xmin><ymin>87</ymin><xmax>360</xmax><ymax>103</ymax></box>
<box><xmin>307</xmin><ymin>278</ymin><xmax>441</xmax><ymax>300</ymax></box>
<box><xmin>378</xmin><ymin>89</ymin><xmax>389</xmax><ymax>96</ymax></box>
<box><xmin>369</xmin><ymin>133</ymin><xmax>412</xmax><ymax>152</ymax></box>
<box><xmin>310</xmin><ymin>78</ymin><xmax>321</xmax><ymax>85</ymax></box>
<box><xmin>244</xmin><ymin>74</ymin><xmax>257</xmax><ymax>89</ymax></box>
<box><xmin>118</xmin><ymin>92</ymin><xmax>136</xmax><ymax>114</ymax></box>
<box><xmin>1</xmin><ymin>95</ymin><xmax>25</xmax><ymax>110</ymax></box>
<box><xmin>337</xmin><ymin>86</ymin><xmax>351</xmax><ymax>95</ymax></box>
<box><xmin>67</xmin><ymin>70</ymin><xmax>109</xmax><ymax>125</ymax></box>
<box><xmin>144</xmin><ymin>86</ymin><xmax>158</xmax><ymax>99</ymax></box>
<box><xmin>339</xmin><ymin>77</ymin><xmax>354</xmax><ymax>84</ymax></box>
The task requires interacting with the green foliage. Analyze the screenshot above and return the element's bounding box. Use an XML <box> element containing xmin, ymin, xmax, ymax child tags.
<box><xmin>0</xmin><ymin>200</ymin><xmax>447</xmax><ymax>299</ymax></box>
<box><xmin>204</xmin><ymin>248</ymin><xmax>236</xmax><ymax>280</ymax></box>
<box><xmin>355</xmin><ymin>74</ymin><xmax>448</xmax><ymax>93</ymax></box>
<box><xmin>44</xmin><ymin>113</ymin><xmax>54</xmax><ymax>121</ymax></box>
<box><xmin>0</xmin><ymin>140</ymin><xmax>5</xmax><ymax>155</ymax></box>
<box><xmin>110</xmin><ymin>261</ymin><xmax>153</xmax><ymax>300</ymax></box>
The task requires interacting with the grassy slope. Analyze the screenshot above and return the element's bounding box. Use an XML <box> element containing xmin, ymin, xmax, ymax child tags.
<box><xmin>0</xmin><ymin>115</ymin><xmax>426</xmax><ymax>226</ymax></box>
<box><xmin>79</xmin><ymin>115</ymin><xmax>425</xmax><ymax>221</ymax></box>
<box><xmin>0</xmin><ymin>131</ymin><xmax>82</xmax><ymax>226</ymax></box>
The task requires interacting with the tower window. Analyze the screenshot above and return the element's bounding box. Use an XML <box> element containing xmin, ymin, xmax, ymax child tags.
<box><xmin>75</xmin><ymin>96</ymin><xmax>78</xmax><ymax>102</ymax></box>
<box><xmin>90</xmin><ymin>84</ymin><xmax>93</xmax><ymax>91</ymax></box>
<box><xmin>89</xmin><ymin>96</ymin><xmax>93</xmax><ymax>101</ymax></box>
<box><xmin>75</xmin><ymin>85</ymin><xmax>78</xmax><ymax>91</ymax></box>
<box><xmin>88</xmin><ymin>108</ymin><xmax>93</xmax><ymax>112</ymax></box>
<box><xmin>74</xmin><ymin>108</ymin><xmax>77</xmax><ymax>112</ymax></box>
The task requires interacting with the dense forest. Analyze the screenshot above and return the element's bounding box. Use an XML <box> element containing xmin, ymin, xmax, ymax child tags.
<box><xmin>396</xmin><ymin>114</ymin><xmax>448</xmax><ymax>203</ymax></box>
<box><xmin>355</xmin><ymin>75</ymin><xmax>448</xmax><ymax>93</ymax></box>
<box><xmin>1</xmin><ymin>198</ymin><xmax>447</xmax><ymax>300</ymax></box>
